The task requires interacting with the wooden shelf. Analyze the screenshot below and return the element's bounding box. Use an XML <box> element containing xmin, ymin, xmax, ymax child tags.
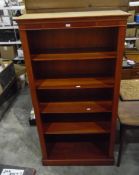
<box><xmin>36</xmin><ymin>77</ymin><xmax>114</xmax><ymax>89</ymax></box>
<box><xmin>43</xmin><ymin>121</ymin><xmax>110</xmax><ymax>134</ymax></box>
<box><xmin>32</xmin><ymin>51</ymin><xmax>116</xmax><ymax>61</ymax></box>
<box><xmin>40</xmin><ymin>101</ymin><xmax>112</xmax><ymax>114</ymax></box>
<box><xmin>42</xmin><ymin>141</ymin><xmax>113</xmax><ymax>165</ymax></box>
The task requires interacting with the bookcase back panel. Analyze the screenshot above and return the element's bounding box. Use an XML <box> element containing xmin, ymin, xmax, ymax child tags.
<box><xmin>33</xmin><ymin>59</ymin><xmax>115</xmax><ymax>79</ymax></box>
<box><xmin>27</xmin><ymin>27</ymin><xmax>118</xmax><ymax>54</ymax></box>
<box><xmin>41</xmin><ymin>112</ymin><xmax>111</xmax><ymax>122</ymax></box>
<box><xmin>45</xmin><ymin>134</ymin><xmax>110</xmax><ymax>159</ymax></box>
<box><xmin>37</xmin><ymin>88</ymin><xmax>113</xmax><ymax>102</ymax></box>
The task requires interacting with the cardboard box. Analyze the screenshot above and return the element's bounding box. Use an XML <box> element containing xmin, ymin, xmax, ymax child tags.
<box><xmin>3</xmin><ymin>9</ymin><xmax>11</xmax><ymax>16</ymax></box>
<box><xmin>14</xmin><ymin>64</ymin><xmax>26</xmax><ymax>77</ymax></box>
<box><xmin>0</xmin><ymin>46</ymin><xmax>17</xmax><ymax>59</ymax></box>
<box><xmin>136</xmin><ymin>28</ymin><xmax>139</xmax><ymax>37</ymax></box>
<box><xmin>135</xmin><ymin>40</ymin><xmax>139</xmax><ymax>50</ymax></box>
<box><xmin>2</xmin><ymin>16</ymin><xmax>12</xmax><ymax>26</ymax></box>
<box><xmin>14</xmin><ymin>63</ymin><xmax>26</xmax><ymax>89</ymax></box>
<box><xmin>25</xmin><ymin>0</ymin><xmax>130</xmax><ymax>13</ymax></box>
<box><xmin>127</xmin><ymin>10</ymin><xmax>135</xmax><ymax>23</ymax></box>
<box><xmin>126</xmin><ymin>28</ymin><xmax>136</xmax><ymax>37</ymax></box>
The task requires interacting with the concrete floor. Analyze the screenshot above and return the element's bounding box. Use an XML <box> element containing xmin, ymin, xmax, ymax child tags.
<box><xmin>0</xmin><ymin>86</ymin><xmax>139</xmax><ymax>175</ymax></box>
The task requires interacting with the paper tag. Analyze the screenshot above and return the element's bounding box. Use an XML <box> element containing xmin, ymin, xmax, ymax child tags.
<box><xmin>1</xmin><ymin>169</ymin><xmax>24</xmax><ymax>175</ymax></box>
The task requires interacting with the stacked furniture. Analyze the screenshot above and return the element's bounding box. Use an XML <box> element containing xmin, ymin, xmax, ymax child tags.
<box><xmin>16</xmin><ymin>10</ymin><xmax>129</xmax><ymax>165</ymax></box>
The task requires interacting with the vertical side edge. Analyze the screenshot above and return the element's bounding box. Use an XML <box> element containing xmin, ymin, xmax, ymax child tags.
<box><xmin>19</xmin><ymin>28</ymin><xmax>47</xmax><ymax>159</ymax></box>
<box><xmin>109</xmin><ymin>25</ymin><xmax>127</xmax><ymax>157</ymax></box>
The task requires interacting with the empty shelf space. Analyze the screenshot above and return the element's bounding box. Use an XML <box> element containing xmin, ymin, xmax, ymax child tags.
<box><xmin>36</xmin><ymin>77</ymin><xmax>114</xmax><ymax>89</ymax></box>
<box><xmin>43</xmin><ymin>121</ymin><xmax>110</xmax><ymax>135</ymax></box>
<box><xmin>32</xmin><ymin>51</ymin><xmax>116</xmax><ymax>61</ymax></box>
<box><xmin>43</xmin><ymin>134</ymin><xmax>112</xmax><ymax>165</ymax></box>
<box><xmin>40</xmin><ymin>101</ymin><xmax>112</xmax><ymax>113</ymax></box>
<box><xmin>41</xmin><ymin>112</ymin><xmax>112</xmax><ymax>123</ymax></box>
<box><xmin>33</xmin><ymin>59</ymin><xmax>115</xmax><ymax>79</ymax></box>
<box><xmin>43</xmin><ymin>140</ymin><xmax>113</xmax><ymax>165</ymax></box>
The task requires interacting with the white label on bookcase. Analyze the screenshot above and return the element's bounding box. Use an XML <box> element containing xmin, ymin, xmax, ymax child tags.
<box><xmin>65</xmin><ymin>24</ymin><xmax>71</xmax><ymax>27</ymax></box>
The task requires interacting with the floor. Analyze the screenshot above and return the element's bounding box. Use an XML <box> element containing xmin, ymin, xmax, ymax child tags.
<box><xmin>0</xmin><ymin>86</ymin><xmax>139</xmax><ymax>175</ymax></box>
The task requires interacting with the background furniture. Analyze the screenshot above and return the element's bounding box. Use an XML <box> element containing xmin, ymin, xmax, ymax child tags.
<box><xmin>117</xmin><ymin>101</ymin><xmax>139</xmax><ymax>166</ymax></box>
<box><xmin>122</xmin><ymin>62</ymin><xmax>139</xmax><ymax>79</ymax></box>
<box><xmin>16</xmin><ymin>10</ymin><xmax>129</xmax><ymax>165</ymax></box>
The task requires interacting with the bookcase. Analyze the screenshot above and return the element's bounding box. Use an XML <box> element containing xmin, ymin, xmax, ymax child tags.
<box><xmin>16</xmin><ymin>10</ymin><xmax>129</xmax><ymax>166</ymax></box>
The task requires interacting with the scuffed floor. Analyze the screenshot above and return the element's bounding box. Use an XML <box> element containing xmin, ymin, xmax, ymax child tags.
<box><xmin>0</xmin><ymin>86</ymin><xmax>139</xmax><ymax>175</ymax></box>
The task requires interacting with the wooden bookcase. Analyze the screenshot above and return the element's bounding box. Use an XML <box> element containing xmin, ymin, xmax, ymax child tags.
<box><xmin>16</xmin><ymin>10</ymin><xmax>129</xmax><ymax>166</ymax></box>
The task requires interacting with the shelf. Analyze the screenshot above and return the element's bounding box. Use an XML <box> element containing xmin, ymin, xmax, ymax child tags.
<box><xmin>32</xmin><ymin>51</ymin><xmax>117</xmax><ymax>61</ymax></box>
<box><xmin>40</xmin><ymin>101</ymin><xmax>112</xmax><ymax>114</ymax></box>
<box><xmin>43</xmin><ymin>141</ymin><xmax>113</xmax><ymax>165</ymax></box>
<box><xmin>13</xmin><ymin>57</ymin><xmax>24</xmax><ymax>61</ymax></box>
<box><xmin>43</xmin><ymin>121</ymin><xmax>110</xmax><ymax>135</ymax></box>
<box><xmin>129</xmin><ymin>1</ymin><xmax>139</xmax><ymax>6</ymax></box>
<box><xmin>0</xmin><ymin>5</ymin><xmax>25</xmax><ymax>10</ymax></box>
<box><xmin>127</xmin><ymin>22</ymin><xmax>139</xmax><ymax>25</ymax></box>
<box><xmin>0</xmin><ymin>26</ymin><xmax>18</xmax><ymax>30</ymax></box>
<box><xmin>125</xmin><ymin>48</ymin><xmax>139</xmax><ymax>54</ymax></box>
<box><xmin>36</xmin><ymin>77</ymin><xmax>114</xmax><ymax>90</ymax></box>
<box><xmin>125</xmin><ymin>37</ymin><xmax>139</xmax><ymax>41</ymax></box>
<box><xmin>0</xmin><ymin>41</ymin><xmax>21</xmax><ymax>45</ymax></box>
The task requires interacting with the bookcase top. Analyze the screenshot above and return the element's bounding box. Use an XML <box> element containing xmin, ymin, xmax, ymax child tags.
<box><xmin>15</xmin><ymin>10</ymin><xmax>130</xmax><ymax>20</ymax></box>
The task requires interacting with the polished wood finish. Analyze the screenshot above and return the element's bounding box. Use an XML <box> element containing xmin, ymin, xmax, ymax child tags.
<box><xmin>32</xmin><ymin>51</ymin><xmax>117</xmax><ymax>61</ymax></box>
<box><xmin>122</xmin><ymin>63</ymin><xmax>139</xmax><ymax>79</ymax></box>
<box><xmin>36</xmin><ymin>77</ymin><xmax>114</xmax><ymax>89</ymax></box>
<box><xmin>43</xmin><ymin>121</ymin><xmax>110</xmax><ymax>134</ymax></box>
<box><xmin>40</xmin><ymin>101</ymin><xmax>112</xmax><ymax>113</ymax></box>
<box><xmin>19</xmin><ymin>30</ymin><xmax>48</xmax><ymax>159</ymax></box>
<box><xmin>43</xmin><ymin>141</ymin><xmax>113</xmax><ymax>165</ymax></box>
<box><xmin>16</xmin><ymin>10</ymin><xmax>129</xmax><ymax>165</ymax></box>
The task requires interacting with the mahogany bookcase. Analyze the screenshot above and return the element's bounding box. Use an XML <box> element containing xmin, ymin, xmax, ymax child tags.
<box><xmin>16</xmin><ymin>10</ymin><xmax>129</xmax><ymax>166</ymax></box>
